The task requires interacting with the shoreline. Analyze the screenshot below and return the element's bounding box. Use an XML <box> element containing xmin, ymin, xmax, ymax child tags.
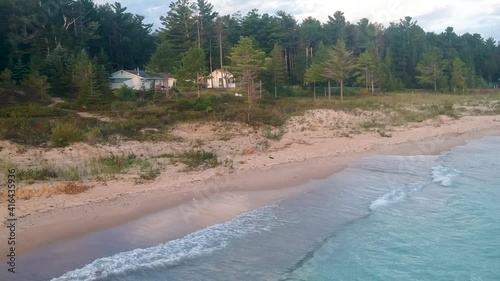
<box><xmin>1</xmin><ymin>115</ymin><xmax>500</xmax><ymax>258</ymax></box>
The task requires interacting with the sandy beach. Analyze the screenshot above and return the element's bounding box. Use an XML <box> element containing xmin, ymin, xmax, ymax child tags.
<box><xmin>1</xmin><ymin>110</ymin><xmax>500</xmax><ymax>258</ymax></box>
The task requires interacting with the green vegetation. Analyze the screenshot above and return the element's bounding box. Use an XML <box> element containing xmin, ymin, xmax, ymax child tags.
<box><xmin>50</xmin><ymin>124</ymin><xmax>85</xmax><ymax>147</ymax></box>
<box><xmin>263</xmin><ymin>126</ymin><xmax>286</xmax><ymax>141</ymax></box>
<box><xmin>164</xmin><ymin>149</ymin><xmax>219</xmax><ymax>171</ymax></box>
<box><xmin>0</xmin><ymin>91</ymin><xmax>499</xmax><ymax>147</ymax></box>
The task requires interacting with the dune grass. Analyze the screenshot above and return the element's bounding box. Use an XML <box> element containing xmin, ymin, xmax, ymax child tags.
<box><xmin>1</xmin><ymin>91</ymin><xmax>499</xmax><ymax>147</ymax></box>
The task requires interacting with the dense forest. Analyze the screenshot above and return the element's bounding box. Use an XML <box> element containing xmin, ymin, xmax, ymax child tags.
<box><xmin>1</xmin><ymin>0</ymin><xmax>499</xmax><ymax>105</ymax></box>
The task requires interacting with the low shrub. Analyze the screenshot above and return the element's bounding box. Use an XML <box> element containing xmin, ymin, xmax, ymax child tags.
<box><xmin>17</xmin><ymin>167</ymin><xmax>58</xmax><ymax>181</ymax></box>
<box><xmin>173</xmin><ymin>149</ymin><xmax>219</xmax><ymax>171</ymax></box>
<box><xmin>50</xmin><ymin>123</ymin><xmax>84</xmax><ymax>147</ymax></box>
<box><xmin>97</xmin><ymin>153</ymin><xmax>139</xmax><ymax>174</ymax></box>
<box><xmin>263</xmin><ymin>126</ymin><xmax>285</xmax><ymax>141</ymax></box>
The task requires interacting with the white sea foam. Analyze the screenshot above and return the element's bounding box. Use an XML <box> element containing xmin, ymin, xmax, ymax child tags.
<box><xmin>369</xmin><ymin>190</ymin><xmax>407</xmax><ymax>211</ymax></box>
<box><xmin>50</xmin><ymin>204</ymin><xmax>280</xmax><ymax>281</ymax></box>
<box><xmin>431</xmin><ymin>165</ymin><xmax>460</xmax><ymax>187</ymax></box>
<box><xmin>369</xmin><ymin>182</ymin><xmax>425</xmax><ymax>211</ymax></box>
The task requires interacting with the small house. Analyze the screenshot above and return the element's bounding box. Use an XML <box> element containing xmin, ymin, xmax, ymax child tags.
<box><xmin>110</xmin><ymin>69</ymin><xmax>176</xmax><ymax>90</ymax></box>
<box><xmin>206</xmin><ymin>69</ymin><xmax>236</xmax><ymax>89</ymax></box>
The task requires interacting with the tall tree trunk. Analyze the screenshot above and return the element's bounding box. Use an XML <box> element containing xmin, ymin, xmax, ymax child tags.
<box><xmin>197</xmin><ymin>17</ymin><xmax>201</xmax><ymax>48</ymax></box>
<box><xmin>219</xmin><ymin>30</ymin><xmax>226</xmax><ymax>89</ymax></box>
<box><xmin>340</xmin><ymin>79</ymin><xmax>344</xmax><ymax>102</ymax></box>
<box><xmin>274</xmin><ymin>74</ymin><xmax>277</xmax><ymax>98</ymax></box>
<box><xmin>197</xmin><ymin>73</ymin><xmax>200</xmax><ymax>97</ymax></box>
<box><xmin>209</xmin><ymin>50</ymin><xmax>213</xmax><ymax>73</ymax></box>
<box><xmin>365</xmin><ymin>69</ymin><xmax>369</xmax><ymax>90</ymax></box>
<box><xmin>371</xmin><ymin>76</ymin><xmax>375</xmax><ymax>95</ymax></box>
<box><xmin>259</xmin><ymin>80</ymin><xmax>262</xmax><ymax>99</ymax></box>
<box><xmin>166</xmin><ymin>79</ymin><xmax>170</xmax><ymax>98</ymax></box>
<box><xmin>328</xmin><ymin>80</ymin><xmax>331</xmax><ymax>100</ymax></box>
<box><xmin>313</xmin><ymin>82</ymin><xmax>316</xmax><ymax>101</ymax></box>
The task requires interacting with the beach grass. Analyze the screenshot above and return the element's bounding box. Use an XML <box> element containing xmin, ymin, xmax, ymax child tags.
<box><xmin>169</xmin><ymin>149</ymin><xmax>219</xmax><ymax>171</ymax></box>
<box><xmin>1</xmin><ymin>92</ymin><xmax>499</xmax><ymax>147</ymax></box>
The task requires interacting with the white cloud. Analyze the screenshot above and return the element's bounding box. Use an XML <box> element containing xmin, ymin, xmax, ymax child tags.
<box><xmin>94</xmin><ymin>0</ymin><xmax>500</xmax><ymax>40</ymax></box>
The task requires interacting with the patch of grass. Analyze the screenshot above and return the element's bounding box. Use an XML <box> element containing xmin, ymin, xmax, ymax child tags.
<box><xmin>172</xmin><ymin>149</ymin><xmax>219</xmax><ymax>171</ymax></box>
<box><xmin>59</xmin><ymin>166</ymin><xmax>82</xmax><ymax>181</ymax></box>
<box><xmin>16</xmin><ymin>167</ymin><xmax>58</xmax><ymax>181</ymax></box>
<box><xmin>263</xmin><ymin>126</ymin><xmax>285</xmax><ymax>141</ymax></box>
<box><xmin>360</xmin><ymin>119</ymin><xmax>385</xmax><ymax>129</ymax></box>
<box><xmin>97</xmin><ymin>153</ymin><xmax>139</xmax><ymax>174</ymax></box>
<box><xmin>50</xmin><ymin>123</ymin><xmax>84</xmax><ymax>147</ymax></box>
<box><xmin>139</xmin><ymin>161</ymin><xmax>161</xmax><ymax>180</ymax></box>
<box><xmin>0</xmin><ymin>104</ymin><xmax>66</xmax><ymax>118</ymax></box>
<box><xmin>153</xmin><ymin>153</ymin><xmax>176</xmax><ymax>159</ymax></box>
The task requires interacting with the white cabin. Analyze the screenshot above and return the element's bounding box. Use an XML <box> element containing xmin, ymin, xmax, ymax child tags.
<box><xmin>110</xmin><ymin>69</ymin><xmax>176</xmax><ymax>90</ymax></box>
<box><xmin>206</xmin><ymin>69</ymin><xmax>236</xmax><ymax>89</ymax></box>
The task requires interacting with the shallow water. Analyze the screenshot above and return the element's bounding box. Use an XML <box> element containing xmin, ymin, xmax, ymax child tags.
<box><xmin>6</xmin><ymin>137</ymin><xmax>500</xmax><ymax>281</ymax></box>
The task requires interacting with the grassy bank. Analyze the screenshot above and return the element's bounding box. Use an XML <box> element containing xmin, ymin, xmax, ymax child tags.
<box><xmin>0</xmin><ymin>91</ymin><xmax>499</xmax><ymax>148</ymax></box>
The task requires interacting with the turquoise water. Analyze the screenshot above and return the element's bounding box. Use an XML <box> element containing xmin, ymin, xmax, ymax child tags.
<box><xmin>18</xmin><ymin>137</ymin><xmax>500</xmax><ymax>281</ymax></box>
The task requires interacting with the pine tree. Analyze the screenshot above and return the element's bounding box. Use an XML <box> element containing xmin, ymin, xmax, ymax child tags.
<box><xmin>356</xmin><ymin>44</ymin><xmax>382</xmax><ymax>94</ymax></box>
<box><xmin>146</xmin><ymin>41</ymin><xmax>178</xmax><ymax>75</ymax></box>
<box><xmin>12</xmin><ymin>59</ymin><xmax>29</xmax><ymax>84</ymax></box>
<box><xmin>269</xmin><ymin>43</ymin><xmax>287</xmax><ymax>98</ymax></box>
<box><xmin>159</xmin><ymin>0</ymin><xmax>197</xmax><ymax>61</ymax></box>
<box><xmin>0</xmin><ymin>68</ymin><xmax>15</xmax><ymax>90</ymax></box>
<box><xmin>305</xmin><ymin>42</ymin><xmax>328</xmax><ymax>99</ymax></box>
<box><xmin>451</xmin><ymin>57</ymin><xmax>468</xmax><ymax>93</ymax></box>
<box><xmin>322</xmin><ymin>40</ymin><xmax>356</xmax><ymax>101</ymax></box>
<box><xmin>43</xmin><ymin>45</ymin><xmax>72</xmax><ymax>96</ymax></box>
<box><xmin>21</xmin><ymin>72</ymin><xmax>51</xmax><ymax>101</ymax></box>
<box><xmin>72</xmin><ymin>50</ymin><xmax>102</xmax><ymax>106</ymax></box>
<box><xmin>228</xmin><ymin>37</ymin><xmax>266</xmax><ymax>99</ymax></box>
<box><xmin>416</xmin><ymin>47</ymin><xmax>446</xmax><ymax>92</ymax></box>
<box><xmin>177</xmin><ymin>47</ymin><xmax>205</xmax><ymax>97</ymax></box>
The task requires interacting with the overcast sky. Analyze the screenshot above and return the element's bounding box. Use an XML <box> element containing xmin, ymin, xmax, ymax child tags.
<box><xmin>94</xmin><ymin>0</ymin><xmax>500</xmax><ymax>41</ymax></box>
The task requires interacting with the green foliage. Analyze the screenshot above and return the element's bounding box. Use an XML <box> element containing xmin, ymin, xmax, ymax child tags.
<box><xmin>42</xmin><ymin>45</ymin><xmax>72</xmax><ymax>96</ymax></box>
<box><xmin>16</xmin><ymin>167</ymin><xmax>59</xmax><ymax>181</ymax></box>
<box><xmin>97</xmin><ymin>154</ymin><xmax>139</xmax><ymax>174</ymax></box>
<box><xmin>113</xmin><ymin>85</ymin><xmax>136</xmax><ymax>101</ymax></box>
<box><xmin>146</xmin><ymin>41</ymin><xmax>178</xmax><ymax>74</ymax></box>
<box><xmin>322</xmin><ymin>40</ymin><xmax>356</xmax><ymax>100</ymax></box>
<box><xmin>159</xmin><ymin>0</ymin><xmax>197</xmax><ymax>61</ymax></box>
<box><xmin>268</xmin><ymin>43</ymin><xmax>287</xmax><ymax>98</ymax></box>
<box><xmin>50</xmin><ymin>123</ymin><xmax>84</xmax><ymax>147</ymax></box>
<box><xmin>21</xmin><ymin>72</ymin><xmax>51</xmax><ymax>101</ymax></box>
<box><xmin>355</xmin><ymin>44</ymin><xmax>383</xmax><ymax>94</ymax></box>
<box><xmin>263</xmin><ymin>126</ymin><xmax>285</xmax><ymax>140</ymax></box>
<box><xmin>176</xmin><ymin>47</ymin><xmax>205</xmax><ymax>94</ymax></box>
<box><xmin>72</xmin><ymin>50</ymin><xmax>102</xmax><ymax>106</ymax></box>
<box><xmin>416</xmin><ymin>47</ymin><xmax>446</xmax><ymax>91</ymax></box>
<box><xmin>172</xmin><ymin>149</ymin><xmax>219</xmax><ymax>171</ymax></box>
<box><xmin>12</xmin><ymin>59</ymin><xmax>29</xmax><ymax>84</ymax></box>
<box><xmin>0</xmin><ymin>68</ymin><xmax>15</xmax><ymax>89</ymax></box>
<box><xmin>451</xmin><ymin>57</ymin><xmax>468</xmax><ymax>93</ymax></box>
<box><xmin>228</xmin><ymin>36</ymin><xmax>267</xmax><ymax>98</ymax></box>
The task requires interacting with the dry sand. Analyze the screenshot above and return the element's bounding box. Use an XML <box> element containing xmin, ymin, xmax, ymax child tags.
<box><xmin>1</xmin><ymin>110</ymin><xmax>500</xmax><ymax>256</ymax></box>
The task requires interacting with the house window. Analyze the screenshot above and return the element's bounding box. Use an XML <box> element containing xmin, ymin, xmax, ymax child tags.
<box><xmin>219</xmin><ymin>78</ymin><xmax>223</xmax><ymax>87</ymax></box>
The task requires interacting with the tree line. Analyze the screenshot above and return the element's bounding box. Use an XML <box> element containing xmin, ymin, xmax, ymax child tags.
<box><xmin>1</xmin><ymin>0</ymin><xmax>499</xmax><ymax>105</ymax></box>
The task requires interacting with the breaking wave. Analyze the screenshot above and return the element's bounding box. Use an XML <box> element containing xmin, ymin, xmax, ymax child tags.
<box><xmin>432</xmin><ymin>165</ymin><xmax>460</xmax><ymax>187</ymax></box>
<box><xmin>50</xmin><ymin>204</ymin><xmax>280</xmax><ymax>281</ymax></box>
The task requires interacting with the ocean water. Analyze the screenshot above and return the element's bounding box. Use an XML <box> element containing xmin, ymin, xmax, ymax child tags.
<box><xmin>16</xmin><ymin>137</ymin><xmax>500</xmax><ymax>281</ymax></box>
